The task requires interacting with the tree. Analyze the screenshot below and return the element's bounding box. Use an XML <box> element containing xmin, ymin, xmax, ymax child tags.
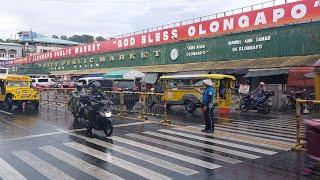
<box><xmin>52</xmin><ymin>35</ymin><xmax>59</xmax><ymax>39</ymax></box>
<box><xmin>0</xmin><ymin>39</ymin><xmax>4</xmax><ymax>42</ymax></box>
<box><xmin>5</xmin><ymin>39</ymin><xmax>18</xmax><ymax>43</ymax></box>
<box><xmin>81</xmin><ymin>35</ymin><xmax>94</xmax><ymax>43</ymax></box>
<box><xmin>96</xmin><ymin>36</ymin><xmax>105</xmax><ymax>41</ymax></box>
<box><xmin>68</xmin><ymin>35</ymin><xmax>82</xmax><ymax>43</ymax></box>
<box><xmin>60</xmin><ymin>35</ymin><xmax>68</xmax><ymax>40</ymax></box>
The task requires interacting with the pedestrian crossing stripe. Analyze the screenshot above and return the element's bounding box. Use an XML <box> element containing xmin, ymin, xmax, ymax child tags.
<box><xmin>158</xmin><ymin>129</ymin><xmax>277</xmax><ymax>155</ymax></box>
<box><xmin>111</xmin><ymin>136</ymin><xmax>222</xmax><ymax>169</ymax></box>
<box><xmin>202</xmin><ymin>125</ymin><xmax>297</xmax><ymax>142</ymax></box>
<box><xmin>39</xmin><ymin>146</ymin><xmax>124</xmax><ymax>180</ymax></box>
<box><xmin>143</xmin><ymin>131</ymin><xmax>261</xmax><ymax>159</ymax></box>
<box><xmin>125</xmin><ymin>133</ymin><xmax>242</xmax><ymax>164</ymax></box>
<box><xmin>230</xmin><ymin>121</ymin><xmax>305</xmax><ymax>134</ymax></box>
<box><xmin>12</xmin><ymin>150</ymin><xmax>75</xmax><ymax>180</ymax></box>
<box><xmin>65</xmin><ymin>141</ymin><xmax>171</xmax><ymax>180</ymax></box>
<box><xmin>176</xmin><ymin>126</ymin><xmax>291</xmax><ymax>151</ymax></box>
<box><xmin>0</xmin><ymin>157</ymin><xmax>26</xmax><ymax>180</ymax></box>
<box><xmin>214</xmin><ymin>124</ymin><xmax>297</xmax><ymax>139</ymax></box>
<box><xmin>67</xmin><ymin>132</ymin><xmax>198</xmax><ymax>176</ymax></box>
<box><xmin>0</xmin><ymin>118</ymin><xmax>301</xmax><ymax>180</ymax></box>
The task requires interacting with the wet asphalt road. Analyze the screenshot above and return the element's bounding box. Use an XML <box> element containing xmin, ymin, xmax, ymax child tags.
<box><xmin>0</xmin><ymin>103</ymin><xmax>317</xmax><ymax>180</ymax></box>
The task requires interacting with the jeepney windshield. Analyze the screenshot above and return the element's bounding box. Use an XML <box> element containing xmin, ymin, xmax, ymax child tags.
<box><xmin>7</xmin><ymin>81</ymin><xmax>29</xmax><ymax>87</ymax></box>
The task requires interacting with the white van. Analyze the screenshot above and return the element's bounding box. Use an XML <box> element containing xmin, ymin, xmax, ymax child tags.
<box><xmin>31</xmin><ymin>78</ymin><xmax>55</xmax><ymax>88</ymax></box>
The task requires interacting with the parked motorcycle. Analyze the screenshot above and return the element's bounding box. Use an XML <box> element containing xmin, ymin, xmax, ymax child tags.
<box><xmin>240</xmin><ymin>91</ymin><xmax>275</xmax><ymax>114</ymax></box>
<box><xmin>78</xmin><ymin>94</ymin><xmax>113</xmax><ymax>136</ymax></box>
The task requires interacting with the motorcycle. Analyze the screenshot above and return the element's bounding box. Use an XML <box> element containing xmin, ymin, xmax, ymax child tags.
<box><xmin>78</xmin><ymin>94</ymin><xmax>113</xmax><ymax>136</ymax></box>
<box><xmin>240</xmin><ymin>91</ymin><xmax>275</xmax><ymax>114</ymax></box>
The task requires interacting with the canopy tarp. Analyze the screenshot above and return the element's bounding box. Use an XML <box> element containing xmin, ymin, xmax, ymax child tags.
<box><xmin>244</xmin><ymin>68</ymin><xmax>289</xmax><ymax>78</ymax></box>
<box><xmin>140</xmin><ymin>73</ymin><xmax>158</xmax><ymax>84</ymax></box>
<box><xmin>103</xmin><ymin>69</ymin><xmax>145</xmax><ymax>79</ymax></box>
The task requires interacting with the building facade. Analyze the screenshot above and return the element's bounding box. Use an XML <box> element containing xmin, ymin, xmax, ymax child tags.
<box><xmin>0</xmin><ymin>43</ymin><xmax>22</xmax><ymax>67</ymax></box>
<box><xmin>10</xmin><ymin>0</ymin><xmax>320</xmax><ymax>85</ymax></box>
<box><xmin>17</xmin><ymin>31</ymin><xmax>81</xmax><ymax>57</ymax></box>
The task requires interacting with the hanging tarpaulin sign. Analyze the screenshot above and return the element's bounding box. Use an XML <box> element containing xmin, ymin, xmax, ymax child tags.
<box><xmin>12</xmin><ymin>0</ymin><xmax>320</xmax><ymax>65</ymax></box>
<box><xmin>239</xmin><ymin>84</ymin><xmax>250</xmax><ymax>94</ymax></box>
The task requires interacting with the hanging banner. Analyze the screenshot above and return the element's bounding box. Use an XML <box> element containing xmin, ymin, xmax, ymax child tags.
<box><xmin>13</xmin><ymin>0</ymin><xmax>320</xmax><ymax>65</ymax></box>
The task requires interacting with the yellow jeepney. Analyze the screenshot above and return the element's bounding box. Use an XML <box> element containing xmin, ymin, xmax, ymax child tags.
<box><xmin>160</xmin><ymin>74</ymin><xmax>235</xmax><ymax>113</ymax></box>
<box><xmin>0</xmin><ymin>74</ymin><xmax>40</xmax><ymax>111</ymax></box>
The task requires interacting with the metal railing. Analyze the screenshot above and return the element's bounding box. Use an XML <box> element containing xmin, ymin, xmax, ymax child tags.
<box><xmin>293</xmin><ymin>99</ymin><xmax>320</xmax><ymax>151</ymax></box>
<box><xmin>107</xmin><ymin>0</ymin><xmax>301</xmax><ymax>40</ymax></box>
<box><xmin>40</xmin><ymin>88</ymin><xmax>75</xmax><ymax>106</ymax></box>
<box><xmin>39</xmin><ymin>88</ymin><xmax>169</xmax><ymax>123</ymax></box>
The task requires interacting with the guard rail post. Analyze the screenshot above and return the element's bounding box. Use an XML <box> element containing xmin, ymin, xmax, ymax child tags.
<box><xmin>160</xmin><ymin>95</ymin><xmax>170</xmax><ymax>124</ymax></box>
<box><xmin>64</xmin><ymin>88</ymin><xmax>68</xmax><ymax>106</ymax></box>
<box><xmin>138</xmin><ymin>93</ymin><xmax>148</xmax><ymax>121</ymax></box>
<box><xmin>119</xmin><ymin>93</ymin><xmax>125</xmax><ymax>116</ymax></box>
<box><xmin>293</xmin><ymin>99</ymin><xmax>303</xmax><ymax>151</ymax></box>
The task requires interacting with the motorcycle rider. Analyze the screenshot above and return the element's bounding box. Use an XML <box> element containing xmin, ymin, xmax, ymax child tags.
<box><xmin>87</xmin><ymin>81</ymin><xmax>109</xmax><ymax>125</ymax></box>
<box><xmin>252</xmin><ymin>82</ymin><xmax>266</xmax><ymax>109</ymax></box>
<box><xmin>69</xmin><ymin>83</ymin><xmax>86</xmax><ymax>119</ymax></box>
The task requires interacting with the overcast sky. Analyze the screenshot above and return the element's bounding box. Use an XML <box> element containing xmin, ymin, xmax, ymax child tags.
<box><xmin>0</xmin><ymin>0</ymin><xmax>272</xmax><ymax>40</ymax></box>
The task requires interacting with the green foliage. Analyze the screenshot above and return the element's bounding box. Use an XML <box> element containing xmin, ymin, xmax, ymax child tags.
<box><xmin>60</xmin><ymin>35</ymin><xmax>68</xmax><ymax>40</ymax></box>
<box><xmin>52</xmin><ymin>35</ymin><xmax>59</xmax><ymax>39</ymax></box>
<box><xmin>96</xmin><ymin>36</ymin><xmax>105</xmax><ymax>41</ymax></box>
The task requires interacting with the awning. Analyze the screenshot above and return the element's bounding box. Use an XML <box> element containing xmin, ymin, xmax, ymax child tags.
<box><xmin>103</xmin><ymin>69</ymin><xmax>145</xmax><ymax>79</ymax></box>
<box><xmin>211</xmin><ymin>69</ymin><xmax>248</xmax><ymax>75</ymax></box>
<box><xmin>244</xmin><ymin>68</ymin><xmax>289</xmax><ymax>78</ymax></box>
<box><xmin>167</xmin><ymin>70</ymin><xmax>209</xmax><ymax>76</ymax></box>
<box><xmin>287</xmin><ymin>67</ymin><xmax>314</xmax><ymax>87</ymax></box>
<box><xmin>140</xmin><ymin>73</ymin><xmax>158</xmax><ymax>84</ymax></box>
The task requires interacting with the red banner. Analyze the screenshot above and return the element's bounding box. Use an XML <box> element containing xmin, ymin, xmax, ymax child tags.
<box><xmin>13</xmin><ymin>0</ymin><xmax>320</xmax><ymax>65</ymax></box>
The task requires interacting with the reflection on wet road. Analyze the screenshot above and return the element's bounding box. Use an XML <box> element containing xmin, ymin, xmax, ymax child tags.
<box><xmin>0</xmin><ymin>104</ymin><xmax>315</xmax><ymax>179</ymax></box>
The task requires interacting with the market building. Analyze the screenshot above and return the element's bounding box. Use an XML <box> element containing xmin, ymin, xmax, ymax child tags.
<box><xmin>9</xmin><ymin>0</ymin><xmax>320</xmax><ymax>96</ymax></box>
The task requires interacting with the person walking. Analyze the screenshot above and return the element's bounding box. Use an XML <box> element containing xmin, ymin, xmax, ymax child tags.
<box><xmin>201</xmin><ymin>79</ymin><xmax>215</xmax><ymax>133</ymax></box>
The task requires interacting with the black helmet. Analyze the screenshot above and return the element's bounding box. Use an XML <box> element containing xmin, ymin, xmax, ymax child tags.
<box><xmin>76</xmin><ymin>83</ymin><xmax>83</xmax><ymax>91</ymax></box>
<box><xmin>91</xmin><ymin>81</ymin><xmax>101</xmax><ymax>91</ymax></box>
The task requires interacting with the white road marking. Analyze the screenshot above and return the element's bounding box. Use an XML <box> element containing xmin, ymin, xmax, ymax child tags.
<box><xmin>0</xmin><ymin>131</ymin><xmax>64</xmax><ymax>143</ymax></box>
<box><xmin>39</xmin><ymin>146</ymin><xmax>124</xmax><ymax>180</ymax></box>
<box><xmin>111</xmin><ymin>136</ymin><xmax>222</xmax><ymax>169</ymax></box>
<box><xmin>217</xmin><ymin>123</ymin><xmax>298</xmax><ymax>135</ymax></box>
<box><xmin>142</xmin><ymin>131</ymin><xmax>260</xmax><ymax>159</ymax></box>
<box><xmin>214</xmin><ymin>124</ymin><xmax>297</xmax><ymax>139</ymax></box>
<box><xmin>209</xmin><ymin>126</ymin><xmax>296</xmax><ymax>142</ymax></box>
<box><xmin>126</xmin><ymin>133</ymin><xmax>242</xmax><ymax>164</ymax></box>
<box><xmin>231</xmin><ymin>121</ymin><xmax>305</xmax><ymax>134</ymax></box>
<box><xmin>0</xmin><ymin>157</ymin><xmax>27</xmax><ymax>180</ymax></box>
<box><xmin>113</xmin><ymin>121</ymin><xmax>154</xmax><ymax>127</ymax></box>
<box><xmin>179</xmin><ymin>126</ymin><xmax>290</xmax><ymax>151</ymax></box>
<box><xmin>159</xmin><ymin>129</ymin><xmax>277</xmax><ymax>155</ymax></box>
<box><xmin>65</xmin><ymin>142</ymin><xmax>171</xmax><ymax>180</ymax></box>
<box><xmin>68</xmin><ymin>132</ymin><xmax>198</xmax><ymax>176</ymax></box>
<box><xmin>12</xmin><ymin>150</ymin><xmax>74</xmax><ymax>180</ymax></box>
<box><xmin>0</xmin><ymin>110</ymin><xmax>13</xmax><ymax>115</ymax></box>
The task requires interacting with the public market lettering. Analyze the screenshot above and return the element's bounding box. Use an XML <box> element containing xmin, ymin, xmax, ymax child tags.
<box><xmin>99</xmin><ymin>50</ymin><xmax>161</xmax><ymax>63</ymax></box>
<box><xmin>11</xmin><ymin>0</ymin><xmax>320</xmax><ymax>65</ymax></box>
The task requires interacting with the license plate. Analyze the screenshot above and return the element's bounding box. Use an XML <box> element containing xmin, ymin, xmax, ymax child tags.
<box><xmin>21</xmin><ymin>94</ymin><xmax>29</xmax><ymax>98</ymax></box>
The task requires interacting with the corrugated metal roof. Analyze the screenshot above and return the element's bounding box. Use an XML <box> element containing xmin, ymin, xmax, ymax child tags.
<box><xmin>51</xmin><ymin>54</ymin><xmax>320</xmax><ymax>75</ymax></box>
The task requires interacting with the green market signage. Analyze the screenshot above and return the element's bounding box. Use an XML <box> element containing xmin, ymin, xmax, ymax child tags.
<box><xmin>12</xmin><ymin>21</ymin><xmax>320</xmax><ymax>72</ymax></box>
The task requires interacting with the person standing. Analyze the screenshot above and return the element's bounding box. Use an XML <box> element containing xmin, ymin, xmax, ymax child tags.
<box><xmin>201</xmin><ymin>79</ymin><xmax>215</xmax><ymax>133</ymax></box>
